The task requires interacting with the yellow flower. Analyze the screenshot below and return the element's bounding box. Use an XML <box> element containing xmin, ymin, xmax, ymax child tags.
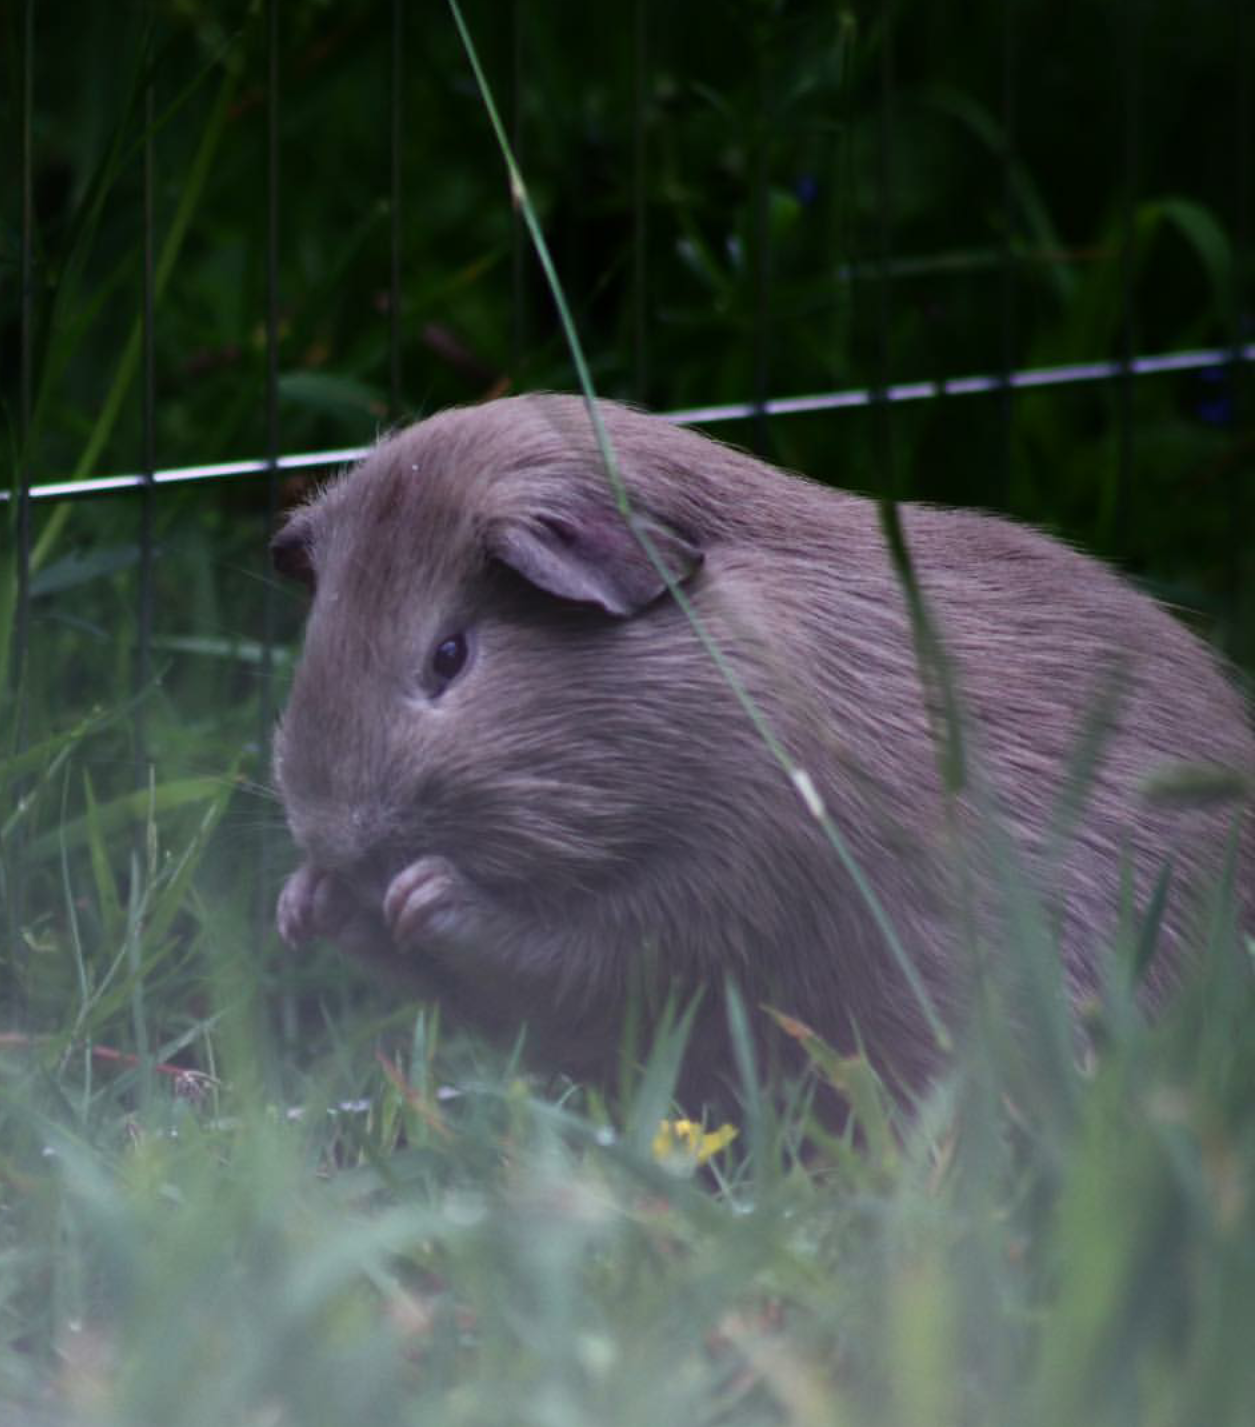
<box><xmin>652</xmin><ymin>1118</ymin><xmax>738</xmax><ymax>1166</ymax></box>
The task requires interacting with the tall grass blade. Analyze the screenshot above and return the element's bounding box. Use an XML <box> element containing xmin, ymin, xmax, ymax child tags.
<box><xmin>445</xmin><ymin>0</ymin><xmax>950</xmax><ymax>1056</ymax></box>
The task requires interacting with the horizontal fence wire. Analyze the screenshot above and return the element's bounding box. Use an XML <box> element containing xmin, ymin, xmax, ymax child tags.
<box><xmin>6</xmin><ymin>343</ymin><xmax>1253</xmax><ymax>504</ymax></box>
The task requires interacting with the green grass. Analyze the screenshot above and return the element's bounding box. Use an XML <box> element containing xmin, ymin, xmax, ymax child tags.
<box><xmin>2</xmin><ymin>705</ymin><xmax>1253</xmax><ymax>1426</ymax></box>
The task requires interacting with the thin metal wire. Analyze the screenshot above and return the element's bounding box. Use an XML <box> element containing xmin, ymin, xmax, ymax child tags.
<box><xmin>999</xmin><ymin>0</ymin><xmax>1018</xmax><ymax>500</ymax></box>
<box><xmin>262</xmin><ymin>0</ymin><xmax>293</xmax><ymax>1043</ymax></box>
<box><xmin>1231</xmin><ymin>0</ymin><xmax>1251</xmax><ymax>600</ymax></box>
<box><xmin>138</xmin><ymin>16</ymin><xmax>157</xmax><ymax>766</ymax></box>
<box><xmin>632</xmin><ymin>0</ymin><xmax>648</xmax><ymax>403</ymax></box>
<box><xmin>751</xmin><ymin>20</ymin><xmax>772</xmax><ymax>455</ymax></box>
<box><xmin>8</xmin><ymin>0</ymin><xmax>36</xmax><ymax>1004</ymax></box>
<box><xmin>12</xmin><ymin>0</ymin><xmax>35</xmax><ymax>733</ymax></box>
<box><xmin>262</xmin><ymin>0</ymin><xmax>280</xmax><ymax>728</ymax></box>
<box><xmin>389</xmin><ymin>0</ymin><xmax>403</xmax><ymax>420</ymax></box>
<box><xmin>667</xmin><ymin>348</ymin><xmax>1255</xmax><ymax>423</ymax></box>
<box><xmin>874</xmin><ymin>0</ymin><xmax>896</xmax><ymax>497</ymax></box>
<box><xmin>510</xmin><ymin>0</ymin><xmax>526</xmax><ymax>373</ymax></box>
<box><xmin>6</xmin><ymin>345</ymin><xmax>1254</xmax><ymax>505</ymax></box>
<box><xmin>1116</xmin><ymin>0</ymin><xmax>1140</xmax><ymax>549</ymax></box>
<box><xmin>831</xmin><ymin>10</ymin><xmax>856</xmax><ymax>389</ymax></box>
<box><xmin>1237</xmin><ymin>0</ymin><xmax>1251</xmax><ymax>370</ymax></box>
<box><xmin>1237</xmin><ymin>0</ymin><xmax>1251</xmax><ymax>376</ymax></box>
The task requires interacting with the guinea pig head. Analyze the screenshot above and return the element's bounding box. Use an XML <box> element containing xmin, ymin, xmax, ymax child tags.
<box><xmin>270</xmin><ymin>401</ymin><xmax>711</xmax><ymax>920</ymax></box>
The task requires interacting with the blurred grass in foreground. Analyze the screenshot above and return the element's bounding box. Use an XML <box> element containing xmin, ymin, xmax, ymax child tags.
<box><xmin>1</xmin><ymin>707</ymin><xmax>1253</xmax><ymax>1426</ymax></box>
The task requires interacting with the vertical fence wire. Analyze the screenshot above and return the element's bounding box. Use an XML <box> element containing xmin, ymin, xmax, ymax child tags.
<box><xmin>510</xmin><ymin>0</ymin><xmax>526</xmax><ymax>375</ymax></box>
<box><xmin>261</xmin><ymin>0</ymin><xmax>280</xmax><ymax>745</ymax></box>
<box><xmin>831</xmin><ymin>10</ymin><xmax>856</xmax><ymax>392</ymax></box>
<box><xmin>389</xmin><ymin>0</ymin><xmax>403</xmax><ymax>420</ymax></box>
<box><xmin>133</xmin><ymin>31</ymin><xmax>157</xmax><ymax>1079</ymax></box>
<box><xmin>1237</xmin><ymin>0</ymin><xmax>1251</xmax><ymax>377</ymax></box>
<box><xmin>751</xmin><ymin>21</ymin><xmax>773</xmax><ymax>455</ymax></box>
<box><xmin>1116</xmin><ymin>0</ymin><xmax>1141</xmax><ymax>550</ymax></box>
<box><xmin>874</xmin><ymin>0</ymin><xmax>896</xmax><ymax>497</ymax></box>
<box><xmin>999</xmin><ymin>0</ymin><xmax>1018</xmax><ymax>502</ymax></box>
<box><xmin>263</xmin><ymin>0</ymin><xmax>293</xmax><ymax>1039</ymax></box>
<box><xmin>1229</xmin><ymin>0</ymin><xmax>1252</xmax><ymax>610</ymax></box>
<box><xmin>138</xmin><ymin>14</ymin><xmax>157</xmax><ymax>769</ymax></box>
<box><xmin>13</xmin><ymin>0</ymin><xmax>35</xmax><ymax>745</ymax></box>
<box><xmin>264</xmin><ymin>0</ymin><xmax>281</xmax><ymax>704</ymax></box>
<box><xmin>8</xmin><ymin>0</ymin><xmax>36</xmax><ymax>998</ymax></box>
<box><xmin>632</xmin><ymin>0</ymin><xmax>648</xmax><ymax>404</ymax></box>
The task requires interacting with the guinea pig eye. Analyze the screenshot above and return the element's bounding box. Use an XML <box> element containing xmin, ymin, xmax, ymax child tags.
<box><xmin>430</xmin><ymin>632</ymin><xmax>469</xmax><ymax>689</ymax></box>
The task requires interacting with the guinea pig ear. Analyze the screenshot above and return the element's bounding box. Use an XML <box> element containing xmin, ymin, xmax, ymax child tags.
<box><xmin>489</xmin><ymin>508</ymin><xmax>703</xmax><ymax>618</ymax></box>
<box><xmin>270</xmin><ymin>512</ymin><xmax>316</xmax><ymax>589</ymax></box>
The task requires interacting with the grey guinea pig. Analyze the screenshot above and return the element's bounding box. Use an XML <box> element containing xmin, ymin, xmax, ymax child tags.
<box><xmin>271</xmin><ymin>394</ymin><xmax>1253</xmax><ymax>1107</ymax></box>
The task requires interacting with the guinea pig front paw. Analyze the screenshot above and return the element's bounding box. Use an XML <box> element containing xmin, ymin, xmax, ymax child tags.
<box><xmin>383</xmin><ymin>855</ymin><xmax>484</xmax><ymax>953</ymax></box>
<box><xmin>276</xmin><ymin>863</ymin><xmax>354</xmax><ymax>947</ymax></box>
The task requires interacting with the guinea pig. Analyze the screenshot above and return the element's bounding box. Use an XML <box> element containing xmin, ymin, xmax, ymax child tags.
<box><xmin>271</xmin><ymin>393</ymin><xmax>1252</xmax><ymax>1107</ymax></box>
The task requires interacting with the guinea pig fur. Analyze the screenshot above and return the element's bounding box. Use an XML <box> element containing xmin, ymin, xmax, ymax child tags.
<box><xmin>272</xmin><ymin>394</ymin><xmax>1253</xmax><ymax>1109</ymax></box>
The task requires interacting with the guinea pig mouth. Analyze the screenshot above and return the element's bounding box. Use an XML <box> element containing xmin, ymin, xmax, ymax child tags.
<box><xmin>340</xmin><ymin>849</ymin><xmax>413</xmax><ymax>910</ymax></box>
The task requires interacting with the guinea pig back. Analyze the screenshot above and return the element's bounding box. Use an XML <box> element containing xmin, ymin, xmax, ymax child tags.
<box><xmin>271</xmin><ymin>394</ymin><xmax>1253</xmax><ymax>1108</ymax></box>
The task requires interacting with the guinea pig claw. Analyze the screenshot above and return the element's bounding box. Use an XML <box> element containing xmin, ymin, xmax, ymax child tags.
<box><xmin>277</xmin><ymin>863</ymin><xmax>349</xmax><ymax>947</ymax></box>
<box><xmin>384</xmin><ymin>855</ymin><xmax>477</xmax><ymax>951</ymax></box>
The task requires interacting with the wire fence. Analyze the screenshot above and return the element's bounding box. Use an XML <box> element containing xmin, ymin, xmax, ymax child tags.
<box><xmin>5</xmin><ymin>0</ymin><xmax>1254</xmax><ymax>752</ymax></box>
<box><xmin>3</xmin><ymin>340</ymin><xmax>1252</xmax><ymax>505</ymax></box>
